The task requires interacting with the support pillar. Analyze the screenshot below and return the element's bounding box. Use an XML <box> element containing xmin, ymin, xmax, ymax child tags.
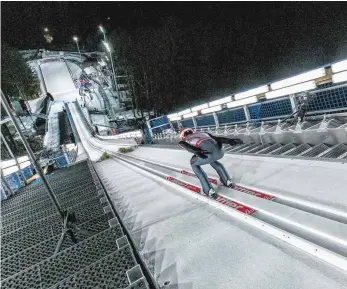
<box><xmin>192</xmin><ymin>117</ymin><xmax>197</xmax><ymax>130</ymax></box>
<box><xmin>146</xmin><ymin>120</ymin><xmax>153</xmax><ymax>138</ymax></box>
<box><xmin>243</xmin><ymin>105</ymin><xmax>251</xmax><ymax>122</ymax></box>
<box><xmin>289</xmin><ymin>94</ymin><xmax>297</xmax><ymax>113</ymax></box>
<box><xmin>213</xmin><ymin>112</ymin><xmax>219</xmax><ymax>129</ymax></box>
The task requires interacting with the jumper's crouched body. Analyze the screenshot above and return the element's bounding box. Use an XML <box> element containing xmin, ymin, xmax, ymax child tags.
<box><xmin>179</xmin><ymin>128</ymin><xmax>243</xmax><ymax>196</ymax></box>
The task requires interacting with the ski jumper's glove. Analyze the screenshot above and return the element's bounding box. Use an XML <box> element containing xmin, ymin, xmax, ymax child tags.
<box><xmin>206</xmin><ymin>133</ymin><xmax>243</xmax><ymax>148</ymax></box>
<box><xmin>179</xmin><ymin>141</ymin><xmax>209</xmax><ymax>159</ymax></box>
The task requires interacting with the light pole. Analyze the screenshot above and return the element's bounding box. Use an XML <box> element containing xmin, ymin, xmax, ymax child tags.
<box><xmin>102</xmin><ymin>41</ymin><xmax>120</xmax><ymax>108</ymax></box>
<box><xmin>73</xmin><ymin>36</ymin><xmax>82</xmax><ymax>62</ymax></box>
<box><xmin>99</xmin><ymin>25</ymin><xmax>107</xmax><ymax>41</ymax></box>
<box><xmin>1</xmin><ymin>89</ymin><xmax>64</xmax><ymax>218</ymax></box>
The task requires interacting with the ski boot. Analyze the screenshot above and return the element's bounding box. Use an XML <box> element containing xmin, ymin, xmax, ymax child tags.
<box><xmin>222</xmin><ymin>179</ymin><xmax>235</xmax><ymax>188</ymax></box>
<box><xmin>207</xmin><ymin>188</ymin><xmax>217</xmax><ymax>198</ymax></box>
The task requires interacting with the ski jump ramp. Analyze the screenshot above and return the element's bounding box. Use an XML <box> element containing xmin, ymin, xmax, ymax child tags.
<box><xmin>69</xmin><ymin>102</ymin><xmax>347</xmax><ymax>289</ymax></box>
<box><xmin>40</xmin><ymin>61</ymin><xmax>79</xmax><ymax>102</ymax></box>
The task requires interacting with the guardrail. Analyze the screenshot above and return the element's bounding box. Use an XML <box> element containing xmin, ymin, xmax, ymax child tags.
<box><xmin>146</xmin><ymin>82</ymin><xmax>347</xmax><ymax>137</ymax></box>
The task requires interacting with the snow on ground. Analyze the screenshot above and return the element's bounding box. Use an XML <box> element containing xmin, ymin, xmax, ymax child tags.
<box><xmin>90</xmin><ymin>114</ymin><xmax>109</xmax><ymax>134</ymax></box>
<box><xmin>84</xmin><ymin>66</ymin><xmax>97</xmax><ymax>75</ymax></box>
<box><xmin>104</xmin><ymin>88</ymin><xmax>120</xmax><ymax>110</ymax></box>
<box><xmin>65</xmin><ymin>61</ymin><xmax>82</xmax><ymax>80</ymax></box>
<box><xmin>44</xmin><ymin>113</ymin><xmax>60</xmax><ymax>150</ymax></box>
<box><xmin>49</xmin><ymin>101</ymin><xmax>66</xmax><ymax>115</ymax></box>
<box><xmin>27</xmin><ymin>96</ymin><xmax>46</xmax><ymax>113</ymax></box>
<box><xmin>83</xmin><ymin>90</ymin><xmax>104</xmax><ymax>111</ymax></box>
<box><xmin>40</xmin><ymin>61</ymin><xmax>77</xmax><ymax>99</ymax></box>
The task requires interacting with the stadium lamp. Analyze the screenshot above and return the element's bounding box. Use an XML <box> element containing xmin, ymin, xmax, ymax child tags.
<box><xmin>271</xmin><ymin>68</ymin><xmax>325</xmax><ymax>90</ymax></box>
<box><xmin>103</xmin><ymin>41</ymin><xmax>111</xmax><ymax>52</ymax></box>
<box><xmin>332</xmin><ymin>59</ymin><xmax>347</xmax><ymax>73</ymax></box>
<box><xmin>183</xmin><ymin>112</ymin><xmax>198</xmax><ymax>119</ymax></box>
<box><xmin>177</xmin><ymin>108</ymin><xmax>191</xmax><ymax>116</ymax></box>
<box><xmin>191</xmin><ymin>103</ymin><xmax>209</xmax><ymax>112</ymax></box>
<box><xmin>332</xmin><ymin>71</ymin><xmax>347</xmax><ymax>84</ymax></box>
<box><xmin>167</xmin><ymin>113</ymin><xmax>178</xmax><ymax>118</ymax></box>
<box><xmin>234</xmin><ymin>85</ymin><xmax>269</xmax><ymax>100</ymax></box>
<box><xmin>208</xmin><ymin>96</ymin><xmax>232</xmax><ymax>107</ymax></box>
<box><xmin>169</xmin><ymin>116</ymin><xmax>182</xmax><ymax>121</ymax></box>
<box><xmin>227</xmin><ymin>96</ymin><xmax>258</xmax><ymax>108</ymax></box>
<box><xmin>266</xmin><ymin>81</ymin><xmax>316</xmax><ymax>99</ymax></box>
<box><xmin>201</xmin><ymin>105</ymin><xmax>222</xmax><ymax>114</ymax></box>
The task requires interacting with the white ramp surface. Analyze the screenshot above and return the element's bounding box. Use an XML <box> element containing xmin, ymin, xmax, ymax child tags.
<box><xmin>40</xmin><ymin>61</ymin><xmax>78</xmax><ymax>101</ymax></box>
<box><xmin>95</xmin><ymin>158</ymin><xmax>347</xmax><ymax>289</ymax></box>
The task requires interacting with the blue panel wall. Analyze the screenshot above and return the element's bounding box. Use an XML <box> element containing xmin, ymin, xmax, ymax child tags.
<box><xmin>305</xmin><ymin>84</ymin><xmax>347</xmax><ymax>112</ymax></box>
<box><xmin>150</xmin><ymin>116</ymin><xmax>169</xmax><ymax>128</ymax></box>
<box><xmin>181</xmin><ymin>119</ymin><xmax>194</xmax><ymax>128</ymax></box>
<box><xmin>249</xmin><ymin>98</ymin><xmax>292</xmax><ymax>120</ymax></box>
<box><xmin>217</xmin><ymin>108</ymin><xmax>246</xmax><ymax>124</ymax></box>
<box><xmin>196</xmin><ymin>115</ymin><xmax>215</xmax><ymax>127</ymax></box>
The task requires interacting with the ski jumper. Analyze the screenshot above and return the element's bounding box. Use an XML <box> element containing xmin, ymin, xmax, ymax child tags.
<box><xmin>180</xmin><ymin>132</ymin><xmax>232</xmax><ymax>194</ymax></box>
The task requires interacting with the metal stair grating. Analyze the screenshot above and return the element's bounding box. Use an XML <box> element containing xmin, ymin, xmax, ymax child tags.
<box><xmin>2</xmin><ymin>182</ymin><xmax>96</xmax><ymax>215</ymax></box>
<box><xmin>50</xmin><ymin>246</ymin><xmax>137</xmax><ymax>289</ymax></box>
<box><xmin>237</xmin><ymin>143</ymin><xmax>260</xmax><ymax>153</ymax></box>
<box><xmin>1</xmin><ymin>213</ymin><xmax>111</xmax><ymax>260</ymax></box>
<box><xmin>1</xmin><ymin>227</ymin><xmax>123</xmax><ymax>289</ymax></box>
<box><xmin>269</xmin><ymin>143</ymin><xmax>296</xmax><ymax>155</ymax></box>
<box><xmin>2</xmin><ymin>195</ymin><xmax>105</xmax><ymax>244</ymax></box>
<box><xmin>228</xmin><ymin>143</ymin><xmax>254</xmax><ymax>153</ymax></box>
<box><xmin>2</xmin><ymin>184</ymin><xmax>98</xmax><ymax>225</ymax></box>
<box><xmin>1</xmin><ymin>214</ymin><xmax>115</xmax><ymax>280</ymax></box>
<box><xmin>300</xmin><ymin>143</ymin><xmax>330</xmax><ymax>157</ymax></box>
<box><xmin>319</xmin><ymin>143</ymin><xmax>347</xmax><ymax>159</ymax></box>
<box><xmin>256</xmin><ymin>143</ymin><xmax>281</xmax><ymax>155</ymax></box>
<box><xmin>282</xmin><ymin>144</ymin><xmax>312</xmax><ymax>156</ymax></box>
<box><xmin>246</xmin><ymin>144</ymin><xmax>270</xmax><ymax>154</ymax></box>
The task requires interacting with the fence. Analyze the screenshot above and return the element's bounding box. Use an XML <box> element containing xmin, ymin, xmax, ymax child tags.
<box><xmin>147</xmin><ymin>82</ymin><xmax>347</xmax><ymax>135</ymax></box>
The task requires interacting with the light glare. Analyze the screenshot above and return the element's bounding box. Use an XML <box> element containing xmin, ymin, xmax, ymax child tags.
<box><xmin>169</xmin><ymin>116</ymin><xmax>182</xmax><ymax>121</ymax></box>
<box><xmin>183</xmin><ymin>112</ymin><xmax>198</xmax><ymax>119</ymax></box>
<box><xmin>331</xmin><ymin>59</ymin><xmax>347</xmax><ymax>73</ymax></box>
<box><xmin>266</xmin><ymin>81</ymin><xmax>316</xmax><ymax>99</ymax></box>
<box><xmin>227</xmin><ymin>96</ymin><xmax>258</xmax><ymax>108</ymax></box>
<box><xmin>191</xmin><ymin>103</ymin><xmax>209</xmax><ymax>111</ymax></box>
<box><xmin>201</xmin><ymin>105</ymin><xmax>222</xmax><ymax>114</ymax></box>
<box><xmin>234</xmin><ymin>85</ymin><xmax>269</xmax><ymax>100</ymax></box>
<box><xmin>177</xmin><ymin>108</ymin><xmax>191</xmax><ymax>116</ymax></box>
<box><xmin>332</xmin><ymin>71</ymin><xmax>347</xmax><ymax>84</ymax></box>
<box><xmin>271</xmin><ymin>68</ymin><xmax>325</xmax><ymax>90</ymax></box>
<box><xmin>208</xmin><ymin>96</ymin><xmax>232</xmax><ymax>107</ymax></box>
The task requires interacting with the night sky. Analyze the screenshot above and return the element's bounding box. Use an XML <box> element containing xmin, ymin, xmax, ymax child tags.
<box><xmin>2</xmin><ymin>2</ymin><xmax>347</xmax><ymax>91</ymax></box>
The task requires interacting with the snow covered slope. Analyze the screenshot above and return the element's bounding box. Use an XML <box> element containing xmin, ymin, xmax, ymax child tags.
<box><xmin>40</xmin><ymin>61</ymin><xmax>78</xmax><ymax>102</ymax></box>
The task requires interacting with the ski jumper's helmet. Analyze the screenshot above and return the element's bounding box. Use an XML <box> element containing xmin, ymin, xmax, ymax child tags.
<box><xmin>180</xmin><ymin>128</ymin><xmax>194</xmax><ymax>140</ymax></box>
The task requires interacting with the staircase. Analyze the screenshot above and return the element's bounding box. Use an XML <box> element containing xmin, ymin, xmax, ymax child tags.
<box><xmin>1</xmin><ymin>160</ymin><xmax>149</xmax><ymax>289</ymax></box>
